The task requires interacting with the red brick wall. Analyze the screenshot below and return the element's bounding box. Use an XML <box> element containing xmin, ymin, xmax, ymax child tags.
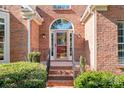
<box><xmin>6</xmin><ymin>6</ymin><xmax>28</xmax><ymax>62</ymax></box>
<box><xmin>96</xmin><ymin>5</ymin><xmax>124</xmax><ymax>74</ymax></box>
<box><xmin>36</xmin><ymin>5</ymin><xmax>86</xmax><ymax>61</ymax></box>
<box><xmin>30</xmin><ymin>20</ymin><xmax>40</xmax><ymax>52</ymax></box>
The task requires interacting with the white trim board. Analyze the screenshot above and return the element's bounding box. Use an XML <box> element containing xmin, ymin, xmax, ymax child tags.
<box><xmin>0</xmin><ymin>11</ymin><xmax>10</xmax><ymax>63</ymax></box>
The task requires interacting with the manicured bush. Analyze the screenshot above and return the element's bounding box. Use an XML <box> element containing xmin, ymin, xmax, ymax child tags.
<box><xmin>74</xmin><ymin>71</ymin><xmax>116</xmax><ymax>88</ymax></box>
<box><xmin>0</xmin><ymin>62</ymin><xmax>47</xmax><ymax>88</ymax></box>
<box><xmin>28</xmin><ymin>52</ymin><xmax>41</xmax><ymax>63</ymax></box>
<box><xmin>79</xmin><ymin>56</ymin><xmax>86</xmax><ymax>73</ymax></box>
<box><xmin>113</xmin><ymin>75</ymin><xmax>124</xmax><ymax>88</ymax></box>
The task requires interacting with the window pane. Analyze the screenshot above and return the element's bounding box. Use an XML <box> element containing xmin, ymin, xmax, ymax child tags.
<box><xmin>118</xmin><ymin>44</ymin><xmax>124</xmax><ymax>51</ymax></box>
<box><xmin>51</xmin><ymin>19</ymin><xmax>73</xmax><ymax>30</ymax></box>
<box><xmin>53</xmin><ymin>5</ymin><xmax>70</xmax><ymax>9</ymax></box>
<box><xmin>118</xmin><ymin>23</ymin><xmax>123</xmax><ymax>29</ymax></box>
<box><xmin>0</xmin><ymin>25</ymin><xmax>4</xmax><ymax>31</ymax></box>
<box><xmin>70</xmin><ymin>33</ymin><xmax>72</xmax><ymax>56</ymax></box>
<box><xmin>118</xmin><ymin>30</ymin><xmax>124</xmax><ymax>36</ymax></box>
<box><xmin>57</xmin><ymin>33</ymin><xmax>67</xmax><ymax>45</ymax></box>
<box><xmin>118</xmin><ymin>36</ymin><xmax>124</xmax><ymax>43</ymax></box>
<box><xmin>119</xmin><ymin>57</ymin><xmax>124</xmax><ymax>64</ymax></box>
<box><xmin>118</xmin><ymin>51</ymin><xmax>124</xmax><ymax>57</ymax></box>
<box><xmin>118</xmin><ymin>22</ymin><xmax>124</xmax><ymax>64</ymax></box>
<box><xmin>0</xmin><ymin>25</ymin><xmax>4</xmax><ymax>42</ymax></box>
<box><xmin>0</xmin><ymin>43</ymin><xmax>4</xmax><ymax>60</ymax></box>
<box><xmin>0</xmin><ymin>18</ymin><xmax>4</xmax><ymax>23</ymax></box>
<box><xmin>51</xmin><ymin>33</ymin><xmax>54</xmax><ymax>56</ymax></box>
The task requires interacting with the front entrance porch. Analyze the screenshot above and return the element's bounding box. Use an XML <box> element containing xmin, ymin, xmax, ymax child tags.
<box><xmin>44</xmin><ymin>19</ymin><xmax>80</xmax><ymax>87</ymax></box>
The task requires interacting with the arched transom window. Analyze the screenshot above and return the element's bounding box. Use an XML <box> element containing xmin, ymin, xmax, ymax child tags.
<box><xmin>50</xmin><ymin>19</ymin><xmax>73</xmax><ymax>30</ymax></box>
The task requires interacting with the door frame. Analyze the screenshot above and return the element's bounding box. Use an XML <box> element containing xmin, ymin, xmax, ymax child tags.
<box><xmin>49</xmin><ymin>18</ymin><xmax>74</xmax><ymax>60</ymax></box>
<box><xmin>50</xmin><ymin>29</ymin><xmax>74</xmax><ymax>60</ymax></box>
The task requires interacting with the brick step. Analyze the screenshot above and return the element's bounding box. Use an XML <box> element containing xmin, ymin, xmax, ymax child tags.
<box><xmin>50</xmin><ymin>66</ymin><xmax>72</xmax><ymax>70</ymax></box>
<box><xmin>48</xmin><ymin>75</ymin><xmax>73</xmax><ymax>80</ymax></box>
<box><xmin>47</xmin><ymin>80</ymin><xmax>73</xmax><ymax>87</ymax></box>
<box><xmin>49</xmin><ymin>69</ymin><xmax>73</xmax><ymax>75</ymax></box>
<box><xmin>51</xmin><ymin>60</ymin><xmax>72</xmax><ymax>62</ymax></box>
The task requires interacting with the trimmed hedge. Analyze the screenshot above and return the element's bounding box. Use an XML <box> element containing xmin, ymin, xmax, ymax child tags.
<box><xmin>0</xmin><ymin>62</ymin><xmax>47</xmax><ymax>88</ymax></box>
<box><xmin>79</xmin><ymin>56</ymin><xmax>86</xmax><ymax>72</ymax></box>
<box><xmin>28</xmin><ymin>52</ymin><xmax>41</xmax><ymax>63</ymax></box>
<box><xmin>74</xmin><ymin>71</ymin><xmax>116</xmax><ymax>88</ymax></box>
<box><xmin>113</xmin><ymin>75</ymin><xmax>124</xmax><ymax>88</ymax></box>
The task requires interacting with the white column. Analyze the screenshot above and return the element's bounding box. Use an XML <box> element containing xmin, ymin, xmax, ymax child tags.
<box><xmin>93</xmin><ymin>11</ymin><xmax>97</xmax><ymax>71</ymax></box>
<box><xmin>27</xmin><ymin>19</ymin><xmax>31</xmax><ymax>54</ymax></box>
<box><xmin>5</xmin><ymin>12</ymin><xmax>10</xmax><ymax>63</ymax></box>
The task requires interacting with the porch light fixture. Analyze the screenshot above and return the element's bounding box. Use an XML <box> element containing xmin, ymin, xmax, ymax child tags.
<box><xmin>75</xmin><ymin>33</ymin><xmax>81</xmax><ymax>38</ymax></box>
<box><xmin>42</xmin><ymin>33</ymin><xmax>46</xmax><ymax>39</ymax></box>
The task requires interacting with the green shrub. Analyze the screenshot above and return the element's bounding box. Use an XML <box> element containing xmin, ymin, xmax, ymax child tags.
<box><xmin>28</xmin><ymin>52</ymin><xmax>41</xmax><ymax>63</ymax></box>
<box><xmin>0</xmin><ymin>62</ymin><xmax>47</xmax><ymax>88</ymax></box>
<box><xmin>74</xmin><ymin>71</ymin><xmax>116</xmax><ymax>88</ymax></box>
<box><xmin>113</xmin><ymin>75</ymin><xmax>124</xmax><ymax>88</ymax></box>
<box><xmin>80</xmin><ymin>56</ymin><xmax>86</xmax><ymax>73</ymax></box>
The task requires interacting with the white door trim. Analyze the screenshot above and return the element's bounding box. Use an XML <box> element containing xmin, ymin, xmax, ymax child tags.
<box><xmin>49</xmin><ymin>18</ymin><xmax>75</xmax><ymax>60</ymax></box>
<box><xmin>50</xmin><ymin>30</ymin><xmax>73</xmax><ymax>60</ymax></box>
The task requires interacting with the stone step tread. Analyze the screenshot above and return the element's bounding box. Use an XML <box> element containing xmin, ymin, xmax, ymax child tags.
<box><xmin>48</xmin><ymin>82</ymin><xmax>73</xmax><ymax>85</ymax></box>
<box><xmin>49</xmin><ymin>73</ymin><xmax>73</xmax><ymax>76</ymax></box>
<box><xmin>47</xmin><ymin>80</ymin><xmax>73</xmax><ymax>87</ymax></box>
<box><xmin>50</xmin><ymin>66</ymin><xmax>73</xmax><ymax>70</ymax></box>
<box><xmin>47</xmin><ymin>86</ymin><xmax>74</xmax><ymax>88</ymax></box>
<box><xmin>48</xmin><ymin>80</ymin><xmax>73</xmax><ymax>81</ymax></box>
<box><xmin>48</xmin><ymin>76</ymin><xmax>73</xmax><ymax>80</ymax></box>
<box><xmin>49</xmin><ymin>70</ymin><xmax>73</xmax><ymax>74</ymax></box>
<box><xmin>51</xmin><ymin>60</ymin><xmax>72</xmax><ymax>62</ymax></box>
<box><xmin>49</xmin><ymin>69</ymin><xmax>73</xmax><ymax>72</ymax></box>
<box><xmin>48</xmin><ymin>80</ymin><xmax>73</xmax><ymax>84</ymax></box>
<box><xmin>49</xmin><ymin>69</ymin><xmax>73</xmax><ymax>71</ymax></box>
<box><xmin>50</xmin><ymin>66</ymin><xmax>73</xmax><ymax>67</ymax></box>
<box><xmin>49</xmin><ymin>74</ymin><xmax>73</xmax><ymax>77</ymax></box>
<box><xmin>48</xmin><ymin>85</ymin><xmax>73</xmax><ymax>87</ymax></box>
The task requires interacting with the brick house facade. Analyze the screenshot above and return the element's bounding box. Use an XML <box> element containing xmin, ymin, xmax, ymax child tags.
<box><xmin>0</xmin><ymin>5</ymin><xmax>124</xmax><ymax>74</ymax></box>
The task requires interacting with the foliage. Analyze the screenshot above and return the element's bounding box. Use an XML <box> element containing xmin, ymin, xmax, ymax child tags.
<box><xmin>113</xmin><ymin>75</ymin><xmax>124</xmax><ymax>88</ymax></box>
<box><xmin>79</xmin><ymin>56</ymin><xmax>86</xmax><ymax>72</ymax></box>
<box><xmin>74</xmin><ymin>71</ymin><xmax>116</xmax><ymax>88</ymax></box>
<box><xmin>28</xmin><ymin>52</ymin><xmax>41</xmax><ymax>63</ymax></box>
<box><xmin>0</xmin><ymin>62</ymin><xmax>47</xmax><ymax>88</ymax></box>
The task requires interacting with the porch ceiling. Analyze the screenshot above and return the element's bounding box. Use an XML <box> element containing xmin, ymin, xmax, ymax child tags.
<box><xmin>21</xmin><ymin>5</ymin><xmax>44</xmax><ymax>25</ymax></box>
<box><xmin>80</xmin><ymin>5</ymin><xmax>108</xmax><ymax>23</ymax></box>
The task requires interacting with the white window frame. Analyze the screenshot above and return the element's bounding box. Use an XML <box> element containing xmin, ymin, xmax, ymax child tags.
<box><xmin>53</xmin><ymin>5</ymin><xmax>71</xmax><ymax>10</ymax></box>
<box><xmin>0</xmin><ymin>11</ymin><xmax>10</xmax><ymax>63</ymax></box>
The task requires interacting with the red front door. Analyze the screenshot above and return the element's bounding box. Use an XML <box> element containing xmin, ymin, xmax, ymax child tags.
<box><xmin>56</xmin><ymin>32</ymin><xmax>67</xmax><ymax>59</ymax></box>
